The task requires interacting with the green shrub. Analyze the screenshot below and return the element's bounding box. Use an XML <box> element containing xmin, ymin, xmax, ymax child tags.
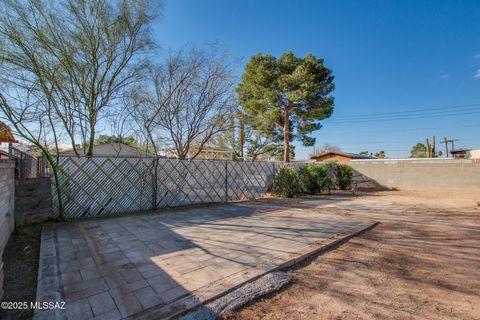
<box><xmin>298</xmin><ymin>163</ymin><xmax>334</xmax><ymax>194</ymax></box>
<box><xmin>336</xmin><ymin>164</ymin><xmax>353</xmax><ymax>190</ymax></box>
<box><xmin>273</xmin><ymin>167</ymin><xmax>302</xmax><ymax>197</ymax></box>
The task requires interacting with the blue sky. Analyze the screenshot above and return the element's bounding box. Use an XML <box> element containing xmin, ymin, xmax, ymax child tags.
<box><xmin>153</xmin><ymin>0</ymin><xmax>480</xmax><ymax>159</ymax></box>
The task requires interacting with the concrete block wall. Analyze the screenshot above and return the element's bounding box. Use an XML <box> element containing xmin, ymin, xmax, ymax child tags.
<box><xmin>350</xmin><ymin>158</ymin><xmax>480</xmax><ymax>192</ymax></box>
<box><xmin>0</xmin><ymin>160</ymin><xmax>15</xmax><ymax>299</ymax></box>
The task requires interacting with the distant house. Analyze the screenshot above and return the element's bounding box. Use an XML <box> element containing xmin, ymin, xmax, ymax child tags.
<box><xmin>0</xmin><ymin>121</ymin><xmax>17</xmax><ymax>159</ymax></box>
<box><xmin>60</xmin><ymin>143</ymin><xmax>151</xmax><ymax>158</ymax></box>
<box><xmin>0</xmin><ymin>121</ymin><xmax>17</xmax><ymax>145</ymax></box>
<box><xmin>165</xmin><ymin>146</ymin><xmax>234</xmax><ymax>160</ymax></box>
<box><xmin>310</xmin><ymin>151</ymin><xmax>374</xmax><ymax>163</ymax></box>
<box><xmin>450</xmin><ymin>149</ymin><xmax>480</xmax><ymax>159</ymax></box>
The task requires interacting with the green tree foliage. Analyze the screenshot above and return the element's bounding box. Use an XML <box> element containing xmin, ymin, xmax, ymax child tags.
<box><xmin>236</xmin><ymin>51</ymin><xmax>335</xmax><ymax>162</ymax></box>
<box><xmin>336</xmin><ymin>164</ymin><xmax>353</xmax><ymax>190</ymax></box>
<box><xmin>410</xmin><ymin>143</ymin><xmax>427</xmax><ymax>158</ymax></box>
<box><xmin>273</xmin><ymin>162</ymin><xmax>352</xmax><ymax>197</ymax></box>
<box><xmin>212</xmin><ymin>110</ymin><xmax>295</xmax><ymax>161</ymax></box>
<box><xmin>298</xmin><ymin>163</ymin><xmax>334</xmax><ymax>194</ymax></box>
<box><xmin>273</xmin><ymin>167</ymin><xmax>302</xmax><ymax>198</ymax></box>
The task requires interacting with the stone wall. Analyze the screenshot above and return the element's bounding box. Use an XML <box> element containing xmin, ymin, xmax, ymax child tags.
<box><xmin>15</xmin><ymin>177</ymin><xmax>52</xmax><ymax>226</ymax></box>
<box><xmin>350</xmin><ymin>158</ymin><xmax>480</xmax><ymax>192</ymax></box>
<box><xmin>0</xmin><ymin>160</ymin><xmax>15</xmax><ymax>299</ymax></box>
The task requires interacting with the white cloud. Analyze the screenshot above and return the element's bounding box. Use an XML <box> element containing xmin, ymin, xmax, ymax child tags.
<box><xmin>440</xmin><ymin>74</ymin><xmax>449</xmax><ymax>80</ymax></box>
<box><xmin>475</xmin><ymin>69</ymin><xmax>480</xmax><ymax>79</ymax></box>
<box><xmin>475</xmin><ymin>53</ymin><xmax>480</xmax><ymax>59</ymax></box>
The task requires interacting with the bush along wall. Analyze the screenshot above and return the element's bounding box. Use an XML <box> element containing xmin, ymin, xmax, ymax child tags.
<box><xmin>273</xmin><ymin>162</ymin><xmax>352</xmax><ymax>197</ymax></box>
<box><xmin>336</xmin><ymin>164</ymin><xmax>353</xmax><ymax>190</ymax></box>
<box><xmin>273</xmin><ymin>167</ymin><xmax>303</xmax><ymax>198</ymax></box>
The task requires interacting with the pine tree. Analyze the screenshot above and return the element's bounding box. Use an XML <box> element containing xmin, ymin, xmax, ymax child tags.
<box><xmin>236</xmin><ymin>52</ymin><xmax>335</xmax><ymax>162</ymax></box>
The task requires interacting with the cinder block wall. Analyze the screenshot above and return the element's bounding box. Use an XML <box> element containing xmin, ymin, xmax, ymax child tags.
<box><xmin>350</xmin><ymin>158</ymin><xmax>480</xmax><ymax>192</ymax></box>
<box><xmin>0</xmin><ymin>160</ymin><xmax>15</xmax><ymax>299</ymax></box>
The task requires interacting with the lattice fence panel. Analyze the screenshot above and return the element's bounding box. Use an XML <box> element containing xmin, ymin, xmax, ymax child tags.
<box><xmin>156</xmin><ymin>159</ymin><xmax>228</xmax><ymax>208</ymax></box>
<box><xmin>227</xmin><ymin>161</ymin><xmax>276</xmax><ymax>201</ymax></box>
<box><xmin>52</xmin><ymin>155</ymin><xmax>310</xmax><ymax>218</ymax></box>
<box><xmin>53</xmin><ymin>156</ymin><xmax>155</xmax><ymax>218</ymax></box>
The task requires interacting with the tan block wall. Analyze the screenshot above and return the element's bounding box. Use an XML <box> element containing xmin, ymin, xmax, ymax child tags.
<box><xmin>350</xmin><ymin>158</ymin><xmax>480</xmax><ymax>192</ymax></box>
<box><xmin>0</xmin><ymin>160</ymin><xmax>15</xmax><ymax>299</ymax></box>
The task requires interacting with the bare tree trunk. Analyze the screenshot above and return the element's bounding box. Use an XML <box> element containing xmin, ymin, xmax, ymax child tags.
<box><xmin>284</xmin><ymin>104</ymin><xmax>290</xmax><ymax>162</ymax></box>
<box><xmin>87</xmin><ymin>125</ymin><xmax>95</xmax><ymax>156</ymax></box>
<box><xmin>47</xmin><ymin>157</ymin><xmax>65</xmax><ymax>220</ymax></box>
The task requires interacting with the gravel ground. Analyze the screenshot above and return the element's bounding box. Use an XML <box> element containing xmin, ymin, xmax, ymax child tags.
<box><xmin>224</xmin><ymin>191</ymin><xmax>480</xmax><ymax>320</ymax></box>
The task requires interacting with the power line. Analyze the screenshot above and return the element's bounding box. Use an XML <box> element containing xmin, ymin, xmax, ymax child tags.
<box><xmin>331</xmin><ymin>103</ymin><xmax>480</xmax><ymax>120</ymax></box>
<box><xmin>327</xmin><ymin>109</ymin><xmax>480</xmax><ymax>124</ymax></box>
<box><xmin>232</xmin><ymin>123</ymin><xmax>480</xmax><ymax>135</ymax></box>
<box><xmin>318</xmin><ymin>123</ymin><xmax>480</xmax><ymax>134</ymax></box>
<box><xmin>308</xmin><ymin>138</ymin><xmax>479</xmax><ymax>145</ymax></box>
<box><xmin>294</xmin><ymin>147</ymin><xmax>412</xmax><ymax>151</ymax></box>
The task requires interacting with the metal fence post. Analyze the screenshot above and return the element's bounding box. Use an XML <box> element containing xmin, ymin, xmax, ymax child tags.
<box><xmin>152</xmin><ymin>157</ymin><xmax>158</xmax><ymax>210</ymax></box>
<box><xmin>42</xmin><ymin>153</ymin><xmax>47</xmax><ymax>176</ymax></box>
<box><xmin>272</xmin><ymin>162</ymin><xmax>276</xmax><ymax>191</ymax></box>
<box><xmin>225</xmin><ymin>161</ymin><xmax>228</xmax><ymax>202</ymax></box>
<box><xmin>8</xmin><ymin>143</ymin><xmax>12</xmax><ymax>160</ymax></box>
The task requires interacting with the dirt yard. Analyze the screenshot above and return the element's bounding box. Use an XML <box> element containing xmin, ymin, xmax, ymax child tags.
<box><xmin>226</xmin><ymin>190</ymin><xmax>480</xmax><ymax>320</ymax></box>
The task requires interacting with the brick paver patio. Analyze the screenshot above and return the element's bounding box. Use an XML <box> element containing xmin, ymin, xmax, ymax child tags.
<box><xmin>33</xmin><ymin>202</ymin><xmax>372</xmax><ymax>320</ymax></box>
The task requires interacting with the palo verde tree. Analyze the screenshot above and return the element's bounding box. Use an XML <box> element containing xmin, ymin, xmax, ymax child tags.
<box><xmin>0</xmin><ymin>0</ymin><xmax>155</xmax><ymax>154</ymax></box>
<box><xmin>236</xmin><ymin>51</ymin><xmax>335</xmax><ymax>162</ymax></box>
<box><xmin>0</xmin><ymin>0</ymin><xmax>156</xmax><ymax>218</ymax></box>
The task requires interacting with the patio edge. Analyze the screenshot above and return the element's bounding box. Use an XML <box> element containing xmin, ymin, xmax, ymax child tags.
<box><xmin>134</xmin><ymin>221</ymin><xmax>379</xmax><ymax>320</ymax></box>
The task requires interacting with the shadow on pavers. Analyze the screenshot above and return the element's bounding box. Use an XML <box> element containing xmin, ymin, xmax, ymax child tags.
<box><xmin>179</xmin><ymin>221</ymin><xmax>379</xmax><ymax>320</ymax></box>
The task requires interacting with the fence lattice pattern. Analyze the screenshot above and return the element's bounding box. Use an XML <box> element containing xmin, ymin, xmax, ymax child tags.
<box><xmin>53</xmin><ymin>156</ymin><xmax>154</xmax><ymax>218</ymax></box>
<box><xmin>53</xmin><ymin>156</ymin><xmax>292</xmax><ymax>219</ymax></box>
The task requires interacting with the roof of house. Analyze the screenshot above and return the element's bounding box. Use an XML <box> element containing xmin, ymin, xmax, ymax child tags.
<box><xmin>199</xmin><ymin>147</ymin><xmax>234</xmax><ymax>153</ymax></box>
<box><xmin>310</xmin><ymin>150</ymin><xmax>375</xmax><ymax>160</ymax></box>
<box><xmin>0</xmin><ymin>121</ymin><xmax>17</xmax><ymax>144</ymax></box>
<box><xmin>450</xmin><ymin>149</ymin><xmax>471</xmax><ymax>154</ymax></box>
<box><xmin>60</xmin><ymin>143</ymin><xmax>151</xmax><ymax>157</ymax></box>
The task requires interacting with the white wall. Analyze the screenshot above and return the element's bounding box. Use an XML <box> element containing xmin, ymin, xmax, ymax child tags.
<box><xmin>467</xmin><ymin>150</ymin><xmax>480</xmax><ymax>159</ymax></box>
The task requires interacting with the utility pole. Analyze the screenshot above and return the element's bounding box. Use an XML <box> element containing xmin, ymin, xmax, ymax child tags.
<box><xmin>441</xmin><ymin>137</ymin><xmax>449</xmax><ymax>158</ymax></box>
<box><xmin>441</xmin><ymin>138</ymin><xmax>459</xmax><ymax>158</ymax></box>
